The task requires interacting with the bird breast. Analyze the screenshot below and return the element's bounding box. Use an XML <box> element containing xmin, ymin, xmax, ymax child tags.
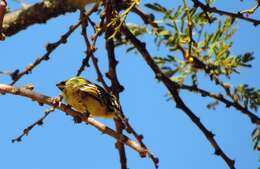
<box><xmin>63</xmin><ymin>87</ymin><xmax>115</xmax><ymax>118</ymax></box>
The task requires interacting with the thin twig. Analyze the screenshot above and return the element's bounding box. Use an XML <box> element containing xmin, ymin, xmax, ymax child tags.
<box><xmin>79</xmin><ymin>11</ymin><xmax>109</xmax><ymax>90</ymax></box>
<box><xmin>192</xmin><ymin>0</ymin><xmax>260</xmax><ymax>26</ymax></box>
<box><xmin>210</xmin><ymin>74</ymin><xmax>260</xmax><ymax>124</ymax></box>
<box><xmin>105</xmin><ymin>1</ymin><xmax>127</xmax><ymax>168</ymax></box>
<box><xmin>181</xmin><ymin>84</ymin><xmax>260</xmax><ymax>124</ymax></box>
<box><xmin>77</xmin><ymin>10</ymin><xmax>106</xmax><ymax>77</ymax></box>
<box><xmin>132</xmin><ymin>7</ymin><xmax>159</xmax><ymax>28</ymax></box>
<box><xmin>12</xmin><ymin>106</ymin><xmax>55</xmax><ymax>143</ymax></box>
<box><xmin>174</xmin><ymin>31</ymin><xmax>259</xmax><ymax>125</ymax></box>
<box><xmin>9</xmin><ymin>22</ymin><xmax>80</xmax><ymax>85</ymax></box>
<box><xmin>9</xmin><ymin>4</ymin><xmax>99</xmax><ymax>85</ymax></box>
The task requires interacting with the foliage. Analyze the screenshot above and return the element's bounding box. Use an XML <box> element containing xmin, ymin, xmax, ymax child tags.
<box><xmin>115</xmin><ymin>0</ymin><xmax>260</xmax><ymax>162</ymax></box>
<box><xmin>235</xmin><ymin>84</ymin><xmax>260</xmax><ymax>111</ymax></box>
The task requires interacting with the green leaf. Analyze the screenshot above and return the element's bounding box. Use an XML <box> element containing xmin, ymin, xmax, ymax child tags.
<box><xmin>145</xmin><ymin>3</ymin><xmax>167</xmax><ymax>13</ymax></box>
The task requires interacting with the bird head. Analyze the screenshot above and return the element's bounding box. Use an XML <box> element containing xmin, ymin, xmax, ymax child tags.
<box><xmin>56</xmin><ymin>76</ymin><xmax>89</xmax><ymax>91</ymax></box>
<box><xmin>56</xmin><ymin>80</ymin><xmax>66</xmax><ymax>91</ymax></box>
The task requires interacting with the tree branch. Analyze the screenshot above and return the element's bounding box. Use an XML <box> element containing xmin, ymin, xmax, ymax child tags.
<box><xmin>79</xmin><ymin>20</ymin><xmax>109</xmax><ymax>90</ymax></box>
<box><xmin>122</xmin><ymin>25</ymin><xmax>235</xmax><ymax>169</ymax></box>
<box><xmin>104</xmin><ymin>1</ymin><xmax>127</xmax><ymax>168</ymax></box>
<box><xmin>12</xmin><ymin>106</ymin><xmax>55</xmax><ymax>143</ymax></box>
<box><xmin>192</xmin><ymin>0</ymin><xmax>260</xmax><ymax>26</ymax></box>
<box><xmin>7</xmin><ymin>4</ymin><xmax>99</xmax><ymax>85</ymax></box>
<box><xmin>2</xmin><ymin>0</ymin><xmax>96</xmax><ymax>37</ymax></box>
<box><xmin>181</xmin><ymin>84</ymin><xmax>260</xmax><ymax>125</ymax></box>
<box><xmin>0</xmin><ymin>0</ymin><xmax>7</xmax><ymax>40</ymax></box>
<box><xmin>0</xmin><ymin>83</ymin><xmax>149</xmax><ymax>157</ymax></box>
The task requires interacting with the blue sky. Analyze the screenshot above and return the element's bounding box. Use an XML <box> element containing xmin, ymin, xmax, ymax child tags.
<box><xmin>0</xmin><ymin>0</ymin><xmax>259</xmax><ymax>169</ymax></box>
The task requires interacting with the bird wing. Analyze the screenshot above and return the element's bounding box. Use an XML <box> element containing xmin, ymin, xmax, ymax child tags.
<box><xmin>79</xmin><ymin>83</ymin><xmax>121</xmax><ymax>112</ymax></box>
<box><xmin>79</xmin><ymin>83</ymin><xmax>103</xmax><ymax>103</ymax></box>
<box><xmin>109</xmin><ymin>94</ymin><xmax>121</xmax><ymax>112</ymax></box>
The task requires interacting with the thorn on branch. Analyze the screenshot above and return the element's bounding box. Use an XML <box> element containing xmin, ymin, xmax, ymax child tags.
<box><xmin>21</xmin><ymin>83</ymin><xmax>34</xmax><ymax>90</ymax></box>
<box><xmin>10</xmin><ymin>69</ymin><xmax>20</xmax><ymax>81</ymax></box>
<box><xmin>46</xmin><ymin>43</ymin><xmax>56</xmax><ymax>52</ymax></box>
<box><xmin>208</xmin><ymin>131</ymin><xmax>215</xmax><ymax>138</ymax></box>
<box><xmin>214</xmin><ymin>148</ymin><xmax>221</xmax><ymax>155</ymax></box>
<box><xmin>225</xmin><ymin>103</ymin><xmax>232</xmax><ymax>108</ymax></box>
<box><xmin>60</xmin><ymin>35</ymin><xmax>68</xmax><ymax>44</ymax></box>
<box><xmin>137</xmin><ymin>134</ymin><xmax>144</xmax><ymax>142</ymax></box>
<box><xmin>37</xmin><ymin>120</ymin><xmax>43</xmax><ymax>126</ymax></box>
<box><xmin>140</xmin><ymin>42</ymin><xmax>146</xmax><ymax>48</ymax></box>
<box><xmin>73</xmin><ymin>115</ymin><xmax>83</xmax><ymax>124</ymax></box>
<box><xmin>115</xmin><ymin>141</ymin><xmax>122</xmax><ymax>149</ymax></box>
<box><xmin>201</xmin><ymin>93</ymin><xmax>207</xmax><ymax>97</ymax></box>
<box><xmin>37</xmin><ymin>102</ymin><xmax>44</xmax><ymax>106</ymax></box>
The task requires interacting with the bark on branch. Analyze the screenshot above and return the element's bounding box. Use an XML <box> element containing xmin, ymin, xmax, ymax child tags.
<box><xmin>0</xmin><ymin>83</ymin><xmax>149</xmax><ymax>158</ymax></box>
<box><xmin>2</xmin><ymin>0</ymin><xmax>94</xmax><ymax>37</ymax></box>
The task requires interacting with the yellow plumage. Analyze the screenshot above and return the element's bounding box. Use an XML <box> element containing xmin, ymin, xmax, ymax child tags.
<box><xmin>56</xmin><ymin>77</ymin><xmax>120</xmax><ymax>118</ymax></box>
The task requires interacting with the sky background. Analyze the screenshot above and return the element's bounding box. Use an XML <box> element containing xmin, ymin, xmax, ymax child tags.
<box><xmin>0</xmin><ymin>0</ymin><xmax>259</xmax><ymax>169</ymax></box>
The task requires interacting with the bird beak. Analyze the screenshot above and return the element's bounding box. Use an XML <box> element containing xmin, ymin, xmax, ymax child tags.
<box><xmin>56</xmin><ymin>80</ymin><xmax>66</xmax><ymax>91</ymax></box>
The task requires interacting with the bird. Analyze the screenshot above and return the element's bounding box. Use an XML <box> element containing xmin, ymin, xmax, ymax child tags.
<box><xmin>56</xmin><ymin>76</ymin><xmax>121</xmax><ymax>119</ymax></box>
